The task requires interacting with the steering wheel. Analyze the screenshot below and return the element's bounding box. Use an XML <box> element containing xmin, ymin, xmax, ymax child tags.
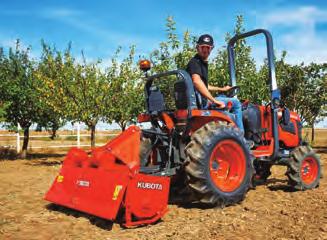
<box><xmin>225</xmin><ymin>86</ymin><xmax>240</xmax><ymax>98</ymax></box>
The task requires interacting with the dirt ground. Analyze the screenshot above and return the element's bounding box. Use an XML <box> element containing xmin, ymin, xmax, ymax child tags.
<box><xmin>1</xmin><ymin>127</ymin><xmax>327</xmax><ymax>240</ymax></box>
<box><xmin>0</xmin><ymin>149</ymin><xmax>325</xmax><ymax>240</ymax></box>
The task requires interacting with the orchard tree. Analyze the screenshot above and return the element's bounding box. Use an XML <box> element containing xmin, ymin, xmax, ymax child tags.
<box><xmin>150</xmin><ymin>16</ymin><xmax>196</xmax><ymax>73</ymax></box>
<box><xmin>0</xmin><ymin>48</ymin><xmax>8</xmax><ymax>122</ymax></box>
<box><xmin>104</xmin><ymin>46</ymin><xmax>144</xmax><ymax>131</ymax></box>
<box><xmin>299</xmin><ymin>63</ymin><xmax>327</xmax><ymax>142</ymax></box>
<box><xmin>259</xmin><ymin>53</ymin><xmax>327</xmax><ymax>142</ymax></box>
<box><xmin>37</xmin><ymin>110</ymin><xmax>66</xmax><ymax>139</ymax></box>
<box><xmin>174</xmin><ymin>30</ymin><xmax>196</xmax><ymax>69</ymax></box>
<box><xmin>150</xmin><ymin>16</ymin><xmax>177</xmax><ymax>73</ymax></box>
<box><xmin>73</xmin><ymin>59</ymin><xmax>110</xmax><ymax>146</ymax></box>
<box><xmin>259</xmin><ymin>51</ymin><xmax>305</xmax><ymax>111</ymax></box>
<box><xmin>34</xmin><ymin>42</ymin><xmax>67</xmax><ymax>139</ymax></box>
<box><xmin>0</xmin><ymin>40</ymin><xmax>43</xmax><ymax>158</ymax></box>
<box><xmin>0</xmin><ymin>103</ymin><xmax>6</xmax><ymax>122</ymax></box>
<box><xmin>36</xmin><ymin>43</ymin><xmax>111</xmax><ymax>147</ymax></box>
<box><xmin>0</xmin><ymin>101</ymin><xmax>9</xmax><ymax>123</ymax></box>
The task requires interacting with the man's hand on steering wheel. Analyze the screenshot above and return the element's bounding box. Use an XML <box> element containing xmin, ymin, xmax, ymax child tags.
<box><xmin>221</xmin><ymin>85</ymin><xmax>233</xmax><ymax>92</ymax></box>
<box><xmin>212</xmin><ymin>99</ymin><xmax>226</xmax><ymax>109</ymax></box>
<box><xmin>225</xmin><ymin>86</ymin><xmax>240</xmax><ymax>98</ymax></box>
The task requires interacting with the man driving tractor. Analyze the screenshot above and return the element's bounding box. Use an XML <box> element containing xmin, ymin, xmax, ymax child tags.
<box><xmin>186</xmin><ymin>34</ymin><xmax>244</xmax><ymax>133</ymax></box>
<box><xmin>45</xmin><ymin>29</ymin><xmax>321</xmax><ymax>228</ymax></box>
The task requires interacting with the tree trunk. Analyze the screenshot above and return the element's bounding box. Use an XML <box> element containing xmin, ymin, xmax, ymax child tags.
<box><xmin>90</xmin><ymin>124</ymin><xmax>96</xmax><ymax>148</ymax></box>
<box><xmin>119</xmin><ymin>121</ymin><xmax>127</xmax><ymax>131</ymax></box>
<box><xmin>311</xmin><ymin>125</ymin><xmax>315</xmax><ymax>143</ymax></box>
<box><xmin>20</xmin><ymin>127</ymin><xmax>30</xmax><ymax>159</ymax></box>
<box><xmin>50</xmin><ymin>125</ymin><xmax>58</xmax><ymax>140</ymax></box>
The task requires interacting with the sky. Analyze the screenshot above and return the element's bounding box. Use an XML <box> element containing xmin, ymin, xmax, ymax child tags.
<box><xmin>1</xmin><ymin>0</ymin><xmax>327</xmax><ymax>65</ymax></box>
<box><xmin>1</xmin><ymin>0</ymin><xmax>326</xmax><ymax>128</ymax></box>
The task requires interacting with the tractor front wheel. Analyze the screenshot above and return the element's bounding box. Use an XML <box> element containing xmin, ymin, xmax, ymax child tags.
<box><xmin>184</xmin><ymin>121</ymin><xmax>254</xmax><ymax>206</ymax></box>
<box><xmin>287</xmin><ymin>145</ymin><xmax>321</xmax><ymax>190</ymax></box>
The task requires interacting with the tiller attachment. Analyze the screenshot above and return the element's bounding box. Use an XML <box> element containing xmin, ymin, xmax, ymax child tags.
<box><xmin>45</xmin><ymin>126</ymin><xmax>170</xmax><ymax>227</ymax></box>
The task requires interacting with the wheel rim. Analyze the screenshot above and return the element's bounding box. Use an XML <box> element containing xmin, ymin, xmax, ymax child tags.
<box><xmin>301</xmin><ymin>157</ymin><xmax>319</xmax><ymax>185</ymax></box>
<box><xmin>209</xmin><ymin>139</ymin><xmax>246</xmax><ymax>192</ymax></box>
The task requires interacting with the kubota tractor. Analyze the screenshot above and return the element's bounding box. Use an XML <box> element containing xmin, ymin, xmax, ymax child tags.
<box><xmin>45</xmin><ymin>29</ymin><xmax>321</xmax><ymax>227</ymax></box>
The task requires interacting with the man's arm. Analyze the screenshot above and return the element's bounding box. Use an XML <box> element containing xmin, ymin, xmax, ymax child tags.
<box><xmin>191</xmin><ymin>74</ymin><xmax>225</xmax><ymax>108</ymax></box>
<box><xmin>208</xmin><ymin>85</ymin><xmax>232</xmax><ymax>92</ymax></box>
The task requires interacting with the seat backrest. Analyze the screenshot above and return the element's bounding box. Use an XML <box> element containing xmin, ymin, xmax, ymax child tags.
<box><xmin>174</xmin><ymin>80</ymin><xmax>188</xmax><ymax>109</ymax></box>
<box><xmin>148</xmin><ymin>86</ymin><xmax>165</xmax><ymax>113</ymax></box>
<box><xmin>174</xmin><ymin>80</ymin><xmax>204</xmax><ymax>110</ymax></box>
<box><xmin>145</xmin><ymin>70</ymin><xmax>198</xmax><ymax>113</ymax></box>
<box><xmin>282</xmin><ymin>107</ymin><xmax>290</xmax><ymax>125</ymax></box>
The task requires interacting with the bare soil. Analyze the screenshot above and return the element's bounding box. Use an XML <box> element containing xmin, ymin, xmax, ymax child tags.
<box><xmin>0</xmin><ymin>129</ymin><xmax>326</xmax><ymax>240</ymax></box>
<box><xmin>0</xmin><ymin>150</ymin><xmax>325</xmax><ymax>240</ymax></box>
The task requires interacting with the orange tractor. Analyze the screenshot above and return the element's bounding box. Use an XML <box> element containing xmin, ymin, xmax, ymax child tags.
<box><xmin>45</xmin><ymin>29</ymin><xmax>321</xmax><ymax>227</ymax></box>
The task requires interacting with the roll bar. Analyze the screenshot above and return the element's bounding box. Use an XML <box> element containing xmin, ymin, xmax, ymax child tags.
<box><xmin>227</xmin><ymin>29</ymin><xmax>277</xmax><ymax>92</ymax></box>
<box><xmin>227</xmin><ymin>29</ymin><xmax>280</xmax><ymax>160</ymax></box>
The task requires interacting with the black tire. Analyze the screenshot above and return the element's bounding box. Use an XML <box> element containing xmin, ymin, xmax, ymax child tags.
<box><xmin>286</xmin><ymin>145</ymin><xmax>321</xmax><ymax>190</ymax></box>
<box><xmin>252</xmin><ymin>161</ymin><xmax>272</xmax><ymax>186</ymax></box>
<box><xmin>184</xmin><ymin>121</ymin><xmax>254</xmax><ymax>206</ymax></box>
<box><xmin>139</xmin><ymin>136</ymin><xmax>166</xmax><ymax>168</ymax></box>
<box><xmin>139</xmin><ymin>137</ymin><xmax>152</xmax><ymax>166</ymax></box>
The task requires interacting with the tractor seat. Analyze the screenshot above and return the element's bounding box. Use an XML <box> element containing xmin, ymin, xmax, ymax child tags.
<box><xmin>148</xmin><ymin>86</ymin><xmax>165</xmax><ymax>113</ymax></box>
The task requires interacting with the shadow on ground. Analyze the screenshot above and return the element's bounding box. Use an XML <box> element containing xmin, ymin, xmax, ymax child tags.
<box><xmin>26</xmin><ymin>153</ymin><xmax>66</xmax><ymax>159</ymax></box>
<box><xmin>315</xmin><ymin>147</ymin><xmax>327</xmax><ymax>154</ymax></box>
<box><xmin>267</xmin><ymin>184</ymin><xmax>294</xmax><ymax>192</ymax></box>
<box><xmin>0</xmin><ymin>148</ymin><xmax>18</xmax><ymax>160</ymax></box>
<box><xmin>171</xmin><ymin>199</ymin><xmax>217</xmax><ymax>209</ymax></box>
<box><xmin>25</xmin><ymin>159</ymin><xmax>63</xmax><ymax>166</ymax></box>
<box><xmin>169</xmin><ymin>177</ymin><xmax>295</xmax><ymax>209</ymax></box>
<box><xmin>0</xmin><ymin>148</ymin><xmax>66</xmax><ymax>161</ymax></box>
<box><xmin>46</xmin><ymin>203</ymin><xmax>115</xmax><ymax>230</ymax></box>
<box><xmin>255</xmin><ymin>178</ymin><xmax>295</xmax><ymax>192</ymax></box>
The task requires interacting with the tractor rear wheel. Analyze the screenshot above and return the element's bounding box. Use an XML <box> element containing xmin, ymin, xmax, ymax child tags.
<box><xmin>139</xmin><ymin>137</ymin><xmax>153</xmax><ymax>166</ymax></box>
<box><xmin>286</xmin><ymin>145</ymin><xmax>321</xmax><ymax>190</ymax></box>
<box><xmin>139</xmin><ymin>136</ymin><xmax>166</xmax><ymax>169</ymax></box>
<box><xmin>184</xmin><ymin>121</ymin><xmax>254</xmax><ymax>206</ymax></box>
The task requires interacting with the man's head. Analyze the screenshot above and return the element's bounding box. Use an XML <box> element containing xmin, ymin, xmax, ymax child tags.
<box><xmin>196</xmin><ymin>34</ymin><xmax>214</xmax><ymax>61</ymax></box>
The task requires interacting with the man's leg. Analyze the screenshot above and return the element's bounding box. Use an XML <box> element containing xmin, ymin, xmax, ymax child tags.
<box><xmin>215</xmin><ymin>96</ymin><xmax>244</xmax><ymax>134</ymax></box>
